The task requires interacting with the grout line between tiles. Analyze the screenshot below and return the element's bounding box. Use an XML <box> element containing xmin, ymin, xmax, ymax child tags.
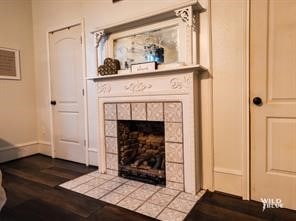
<box><xmin>156</xmin><ymin>189</ymin><xmax>184</xmax><ymax>219</ymax></box>
<box><xmin>115</xmin><ymin>181</ymin><xmax>144</xmax><ymax>209</ymax></box>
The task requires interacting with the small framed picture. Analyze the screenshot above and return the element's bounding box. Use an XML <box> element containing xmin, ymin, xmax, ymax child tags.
<box><xmin>131</xmin><ymin>61</ymin><xmax>157</xmax><ymax>73</ymax></box>
<box><xmin>0</xmin><ymin>47</ymin><xmax>21</xmax><ymax>80</ymax></box>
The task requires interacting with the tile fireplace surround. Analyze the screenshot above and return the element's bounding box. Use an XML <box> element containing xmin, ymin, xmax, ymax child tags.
<box><xmin>95</xmin><ymin>66</ymin><xmax>202</xmax><ymax>194</ymax></box>
<box><xmin>105</xmin><ymin>101</ymin><xmax>184</xmax><ymax>190</ymax></box>
<box><xmin>81</xmin><ymin>65</ymin><xmax>204</xmax><ymax>220</ymax></box>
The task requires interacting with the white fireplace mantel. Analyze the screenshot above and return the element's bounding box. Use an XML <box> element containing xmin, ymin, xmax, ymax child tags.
<box><xmin>94</xmin><ymin>66</ymin><xmax>203</xmax><ymax>194</ymax></box>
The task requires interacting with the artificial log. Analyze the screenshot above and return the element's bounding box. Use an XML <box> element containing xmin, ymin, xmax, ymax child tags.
<box><xmin>138</xmin><ymin>164</ymin><xmax>152</xmax><ymax>170</ymax></box>
<box><xmin>160</xmin><ymin>155</ymin><xmax>165</xmax><ymax>170</ymax></box>
<box><xmin>121</xmin><ymin>149</ymin><xmax>135</xmax><ymax>158</ymax></box>
<box><xmin>120</xmin><ymin>145</ymin><xmax>131</xmax><ymax>152</ymax></box>
<box><xmin>120</xmin><ymin>149</ymin><xmax>137</xmax><ymax>165</ymax></box>
<box><xmin>117</xmin><ymin>120</ymin><xmax>166</xmax><ymax>184</ymax></box>
<box><xmin>153</xmin><ymin>154</ymin><xmax>162</xmax><ymax>169</ymax></box>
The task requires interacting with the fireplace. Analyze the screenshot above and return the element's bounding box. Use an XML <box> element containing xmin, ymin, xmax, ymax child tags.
<box><xmin>117</xmin><ymin>120</ymin><xmax>165</xmax><ymax>185</ymax></box>
<box><xmin>98</xmin><ymin>68</ymin><xmax>201</xmax><ymax>194</ymax></box>
<box><xmin>103</xmin><ymin>101</ymin><xmax>188</xmax><ymax>191</ymax></box>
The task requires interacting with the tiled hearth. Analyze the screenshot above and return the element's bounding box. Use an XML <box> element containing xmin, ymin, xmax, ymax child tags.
<box><xmin>60</xmin><ymin>171</ymin><xmax>205</xmax><ymax>220</ymax></box>
<box><xmin>104</xmin><ymin>102</ymin><xmax>185</xmax><ymax>191</ymax></box>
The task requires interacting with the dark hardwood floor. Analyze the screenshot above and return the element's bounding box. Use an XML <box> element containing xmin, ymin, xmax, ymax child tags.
<box><xmin>0</xmin><ymin>154</ymin><xmax>295</xmax><ymax>221</ymax></box>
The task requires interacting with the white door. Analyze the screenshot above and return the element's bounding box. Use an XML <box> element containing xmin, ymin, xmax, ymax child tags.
<box><xmin>251</xmin><ymin>0</ymin><xmax>296</xmax><ymax>210</ymax></box>
<box><xmin>49</xmin><ymin>25</ymin><xmax>85</xmax><ymax>164</ymax></box>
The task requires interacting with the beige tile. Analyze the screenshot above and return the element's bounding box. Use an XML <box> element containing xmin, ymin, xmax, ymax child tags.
<box><xmin>197</xmin><ymin>189</ymin><xmax>206</xmax><ymax>197</ymax></box>
<box><xmin>141</xmin><ymin>183</ymin><xmax>162</xmax><ymax>192</ymax></box>
<box><xmin>125</xmin><ymin>180</ymin><xmax>144</xmax><ymax>188</ymax></box>
<box><xmin>104</xmin><ymin>103</ymin><xmax>117</xmax><ymax>120</ymax></box>
<box><xmin>117</xmin><ymin>103</ymin><xmax>131</xmax><ymax>120</ymax></box>
<box><xmin>130</xmin><ymin>188</ymin><xmax>155</xmax><ymax>201</ymax></box>
<box><xmin>147</xmin><ymin>102</ymin><xmax>163</xmax><ymax>121</ymax></box>
<box><xmin>105</xmin><ymin>137</ymin><xmax>118</xmax><ymax>154</ymax></box>
<box><xmin>85</xmin><ymin>187</ymin><xmax>109</xmax><ymax>199</ymax></box>
<box><xmin>113</xmin><ymin>184</ymin><xmax>138</xmax><ymax>195</ymax></box>
<box><xmin>106</xmin><ymin>153</ymin><xmax>118</xmax><ymax>170</ymax></box>
<box><xmin>84</xmin><ymin>177</ymin><xmax>108</xmax><ymax>187</ymax></box>
<box><xmin>72</xmin><ymin>184</ymin><xmax>95</xmax><ymax>194</ymax></box>
<box><xmin>60</xmin><ymin>175</ymin><xmax>94</xmax><ymax>189</ymax></box>
<box><xmin>177</xmin><ymin>192</ymin><xmax>200</xmax><ymax>202</ymax></box>
<box><xmin>157</xmin><ymin>208</ymin><xmax>187</xmax><ymax>221</ymax></box>
<box><xmin>87</xmin><ymin>170</ymin><xmax>100</xmax><ymax>177</ymax></box>
<box><xmin>148</xmin><ymin>192</ymin><xmax>175</xmax><ymax>207</ymax></box>
<box><xmin>165</xmin><ymin>122</ymin><xmax>183</xmax><ymax>143</ymax></box>
<box><xmin>164</xmin><ymin>102</ymin><xmax>182</xmax><ymax>122</ymax></box>
<box><xmin>106</xmin><ymin>169</ymin><xmax>118</xmax><ymax>176</ymax></box>
<box><xmin>100</xmin><ymin>192</ymin><xmax>125</xmax><ymax>204</ymax></box>
<box><xmin>97</xmin><ymin>173</ymin><xmax>115</xmax><ymax>180</ymax></box>
<box><xmin>59</xmin><ymin>181</ymin><xmax>78</xmax><ymax>189</ymax></box>
<box><xmin>131</xmin><ymin>103</ymin><xmax>146</xmax><ymax>120</ymax></box>
<box><xmin>117</xmin><ymin>196</ymin><xmax>144</xmax><ymax>211</ymax></box>
<box><xmin>158</xmin><ymin>188</ymin><xmax>180</xmax><ymax>197</ymax></box>
<box><xmin>166</xmin><ymin>142</ymin><xmax>183</xmax><ymax>163</ymax></box>
<box><xmin>100</xmin><ymin>180</ymin><xmax>122</xmax><ymax>191</ymax></box>
<box><xmin>111</xmin><ymin>176</ymin><xmax>128</xmax><ymax>184</ymax></box>
<box><xmin>105</xmin><ymin>120</ymin><xmax>117</xmax><ymax>137</ymax></box>
<box><xmin>136</xmin><ymin>202</ymin><xmax>164</xmax><ymax>218</ymax></box>
<box><xmin>166</xmin><ymin>162</ymin><xmax>184</xmax><ymax>183</ymax></box>
<box><xmin>166</xmin><ymin>181</ymin><xmax>184</xmax><ymax>191</ymax></box>
<box><xmin>73</xmin><ymin>175</ymin><xmax>94</xmax><ymax>183</ymax></box>
<box><xmin>168</xmin><ymin>198</ymin><xmax>196</xmax><ymax>213</ymax></box>
<box><xmin>70</xmin><ymin>175</ymin><xmax>94</xmax><ymax>186</ymax></box>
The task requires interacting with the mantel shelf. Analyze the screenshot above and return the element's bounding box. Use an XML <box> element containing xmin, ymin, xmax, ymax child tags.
<box><xmin>87</xmin><ymin>65</ymin><xmax>207</xmax><ymax>81</ymax></box>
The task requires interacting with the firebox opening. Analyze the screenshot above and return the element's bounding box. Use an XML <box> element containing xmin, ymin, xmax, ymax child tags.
<box><xmin>117</xmin><ymin>120</ymin><xmax>165</xmax><ymax>186</ymax></box>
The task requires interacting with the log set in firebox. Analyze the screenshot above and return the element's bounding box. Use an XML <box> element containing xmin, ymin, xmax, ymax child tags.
<box><xmin>117</xmin><ymin>120</ymin><xmax>165</xmax><ymax>185</ymax></box>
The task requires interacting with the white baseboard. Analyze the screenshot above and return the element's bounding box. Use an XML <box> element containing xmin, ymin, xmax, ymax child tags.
<box><xmin>38</xmin><ymin>141</ymin><xmax>51</xmax><ymax>156</ymax></box>
<box><xmin>214</xmin><ymin>168</ymin><xmax>242</xmax><ymax>196</ymax></box>
<box><xmin>0</xmin><ymin>142</ymin><xmax>39</xmax><ymax>163</ymax></box>
<box><xmin>88</xmin><ymin>150</ymin><xmax>98</xmax><ymax>166</ymax></box>
<box><xmin>0</xmin><ymin>141</ymin><xmax>98</xmax><ymax>167</ymax></box>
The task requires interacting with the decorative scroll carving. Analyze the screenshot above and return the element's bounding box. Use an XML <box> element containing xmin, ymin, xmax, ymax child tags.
<box><xmin>170</xmin><ymin>75</ymin><xmax>192</xmax><ymax>90</ymax></box>
<box><xmin>125</xmin><ymin>81</ymin><xmax>152</xmax><ymax>93</ymax></box>
<box><xmin>94</xmin><ymin>30</ymin><xmax>105</xmax><ymax>47</ymax></box>
<box><xmin>98</xmin><ymin>83</ymin><xmax>111</xmax><ymax>94</ymax></box>
<box><xmin>175</xmin><ymin>6</ymin><xmax>197</xmax><ymax>31</ymax></box>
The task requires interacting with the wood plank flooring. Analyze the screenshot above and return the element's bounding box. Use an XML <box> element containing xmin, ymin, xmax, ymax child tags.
<box><xmin>0</xmin><ymin>154</ymin><xmax>295</xmax><ymax>221</ymax></box>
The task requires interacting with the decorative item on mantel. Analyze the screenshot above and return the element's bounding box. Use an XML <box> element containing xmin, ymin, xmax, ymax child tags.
<box><xmin>131</xmin><ymin>61</ymin><xmax>157</xmax><ymax>73</ymax></box>
<box><xmin>97</xmin><ymin>58</ymin><xmax>120</xmax><ymax>76</ymax></box>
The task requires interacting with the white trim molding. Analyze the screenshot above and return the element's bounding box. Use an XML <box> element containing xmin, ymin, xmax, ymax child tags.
<box><xmin>241</xmin><ymin>0</ymin><xmax>250</xmax><ymax>200</ymax></box>
<box><xmin>214</xmin><ymin>167</ymin><xmax>243</xmax><ymax>176</ymax></box>
<box><xmin>0</xmin><ymin>142</ymin><xmax>39</xmax><ymax>163</ymax></box>
<box><xmin>198</xmin><ymin>0</ymin><xmax>214</xmax><ymax>192</ymax></box>
<box><xmin>38</xmin><ymin>141</ymin><xmax>52</xmax><ymax>156</ymax></box>
<box><xmin>214</xmin><ymin>168</ymin><xmax>243</xmax><ymax>196</ymax></box>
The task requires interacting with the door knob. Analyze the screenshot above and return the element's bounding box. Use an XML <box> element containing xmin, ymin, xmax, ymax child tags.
<box><xmin>253</xmin><ymin>97</ymin><xmax>262</xmax><ymax>106</ymax></box>
<box><xmin>50</xmin><ymin>100</ymin><xmax>56</xmax><ymax>105</ymax></box>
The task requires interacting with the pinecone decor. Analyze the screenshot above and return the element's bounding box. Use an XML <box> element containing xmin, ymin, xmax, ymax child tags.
<box><xmin>97</xmin><ymin>58</ymin><xmax>120</xmax><ymax>76</ymax></box>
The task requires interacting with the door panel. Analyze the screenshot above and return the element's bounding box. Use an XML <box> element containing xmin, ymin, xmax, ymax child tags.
<box><xmin>267</xmin><ymin>118</ymin><xmax>296</xmax><ymax>175</ymax></box>
<box><xmin>251</xmin><ymin>0</ymin><xmax>296</xmax><ymax>210</ymax></box>
<box><xmin>267</xmin><ymin>1</ymin><xmax>296</xmax><ymax>101</ymax></box>
<box><xmin>49</xmin><ymin>25</ymin><xmax>85</xmax><ymax>164</ymax></box>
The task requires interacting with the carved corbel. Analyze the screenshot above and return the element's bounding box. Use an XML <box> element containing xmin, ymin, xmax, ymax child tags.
<box><xmin>94</xmin><ymin>30</ymin><xmax>105</xmax><ymax>48</ymax></box>
<box><xmin>175</xmin><ymin>6</ymin><xmax>197</xmax><ymax>31</ymax></box>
